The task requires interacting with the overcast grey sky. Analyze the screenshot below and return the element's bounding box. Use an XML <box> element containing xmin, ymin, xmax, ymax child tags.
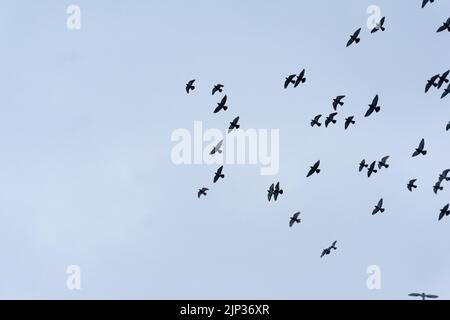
<box><xmin>0</xmin><ymin>0</ymin><xmax>449</xmax><ymax>299</ymax></box>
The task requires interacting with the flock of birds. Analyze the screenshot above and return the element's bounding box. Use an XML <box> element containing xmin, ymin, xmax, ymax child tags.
<box><xmin>185</xmin><ymin>0</ymin><xmax>447</xmax><ymax>300</ymax></box>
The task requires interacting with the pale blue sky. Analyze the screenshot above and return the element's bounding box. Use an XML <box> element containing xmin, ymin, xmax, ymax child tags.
<box><xmin>0</xmin><ymin>0</ymin><xmax>449</xmax><ymax>299</ymax></box>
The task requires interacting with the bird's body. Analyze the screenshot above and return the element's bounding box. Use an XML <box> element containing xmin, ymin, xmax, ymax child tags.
<box><xmin>367</xmin><ymin>161</ymin><xmax>378</xmax><ymax>177</ymax></box>
<box><xmin>273</xmin><ymin>182</ymin><xmax>283</xmax><ymax>201</ymax></box>
<box><xmin>407</xmin><ymin>179</ymin><xmax>418</xmax><ymax>192</ymax></box>
<box><xmin>289</xmin><ymin>212</ymin><xmax>301</xmax><ymax>227</ymax></box>
<box><xmin>186</xmin><ymin>79</ymin><xmax>196</xmax><ymax>94</ymax></box>
<box><xmin>347</xmin><ymin>28</ymin><xmax>361</xmax><ymax>47</ymax></box>
<box><xmin>307</xmin><ymin>161</ymin><xmax>321</xmax><ymax>177</ymax></box>
<box><xmin>412</xmin><ymin>139</ymin><xmax>427</xmax><ymax>157</ymax></box>
<box><xmin>442</xmin><ymin>84</ymin><xmax>450</xmax><ymax>99</ymax></box>
<box><xmin>294</xmin><ymin>69</ymin><xmax>306</xmax><ymax>87</ymax></box>
<box><xmin>359</xmin><ymin>159</ymin><xmax>368</xmax><ymax>172</ymax></box>
<box><xmin>228</xmin><ymin>117</ymin><xmax>240</xmax><ymax>133</ymax></box>
<box><xmin>439</xmin><ymin>204</ymin><xmax>450</xmax><ymax>221</ymax></box>
<box><xmin>210</xmin><ymin>140</ymin><xmax>223</xmax><ymax>155</ymax></box>
<box><xmin>213</xmin><ymin>166</ymin><xmax>225</xmax><ymax>183</ymax></box>
<box><xmin>437</xmin><ymin>70</ymin><xmax>449</xmax><ymax>89</ymax></box>
<box><xmin>214</xmin><ymin>95</ymin><xmax>228</xmax><ymax>113</ymax></box>
<box><xmin>433</xmin><ymin>181</ymin><xmax>444</xmax><ymax>194</ymax></box>
<box><xmin>437</xmin><ymin>18</ymin><xmax>450</xmax><ymax>33</ymax></box>
<box><xmin>371</xmin><ymin>16</ymin><xmax>386</xmax><ymax>33</ymax></box>
<box><xmin>425</xmin><ymin>74</ymin><xmax>439</xmax><ymax>93</ymax></box>
<box><xmin>311</xmin><ymin>115</ymin><xmax>322</xmax><ymax>127</ymax></box>
<box><xmin>372</xmin><ymin>198</ymin><xmax>385</xmax><ymax>215</ymax></box>
<box><xmin>344</xmin><ymin>116</ymin><xmax>355</xmax><ymax>130</ymax></box>
<box><xmin>198</xmin><ymin>188</ymin><xmax>209</xmax><ymax>198</ymax></box>
<box><xmin>332</xmin><ymin>95</ymin><xmax>345</xmax><ymax>110</ymax></box>
<box><xmin>365</xmin><ymin>95</ymin><xmax>381</xmax><ymax>117</ymax></box>
<box><xmin>325</xmin><ymin>112</ymin><xmax>338</xmax><ymax>127</ymax></box>
<box><xmin>378</xmin><ymin>156</ymin><xmax>390</xmax><ymax>169</ymax></box>
<box><xmin>212</xmin><ymin>84</ymin><xmax>224</xmax><ymax>95</ymax></box>
<box><xmin>447</xmin><ymin>121</ymin><xmax>450</xmax><ymax>131</ymax></box>
<box><xmin>321</xmin><ymin>241</ymin><xmax>337</xmax><ymax>258</ymax></box>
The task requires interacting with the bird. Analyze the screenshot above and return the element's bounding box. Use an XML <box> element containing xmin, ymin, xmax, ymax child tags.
<box><xmin>408</xmin><ymin>293</ymin><xmax>438</xmax><ymax>300</ymax></box>
<box><xmin>447</xmin><ymin>121</ymin><xmax>450</xmax><ymax>131</ymax></box>
<box><xmin>294</xmin><ymin>69</ymin><xmax>306</xmax><ymax>87</ymax></box>
<box><xmin>365</xmin><ymin>95</ymin><xmax>381</xmax><ymax>117</ymax></box>
<box><xmin>186</xmin><ymin>79</ymin><xmax>195</xmax><ymax>94</ymax></box>
<box><xmin>311</xmin><ymin>115</ymin><xmax>322</xmax><ymax>127</ymax></box>
<box><xmin>198</xmin><ymin>188</ymin><xmax>209</xmax><ymax>198</ymax></box>
<box><xmin>346</xmin><ymin>28</ymin><xmax>361</xmax><ymax>47</ymax></box>
<box><xmin>437</xmin><ymin>18</ymin><xmax>450</xmax><ymax>33</ymax></box>
<box><xmin>228</xmin><ymin>117</ymin><xmax>240</xmax><ymax>133</ymax></box>
<box><xmin>438</xmin><ymin>169</ymin><xmax>450</xmax><ymax>183</ymax></box>
<box><xmin>407</xmin><ymin>179</ymin><xmax>418</xmax><ymax>192</ymax></box>
<box><xmin>439</xmin><ymin>204</ymin><xmax>450</xmax><ymax>221</ymax></box>
<box><xmin>437</xmin><ymin>70</ymin><xmax>449</xmax><ymax>89</ymax></box>
<box><xmin>267</xmin><ymin>183</ymin><xmax>275</xmax><ymax>202</ymax></box>
<box><xmin>421</xmin><ymin>0</ymin><xmax>435</xmax><ymax>8</ymax></box>
<box><xmin>307</xmin><ymin>161</ymin><xmax>321</xmax><ymax>177</ymax></box>
<box><xmin>378</xmin><ymin>156</ymin><xmax>390</xmax><ymax>169</ymax></box>
<box><xmin>284</xmin><ymin>74</ymin><xmax>296</xmax><ymax>89</ymax></box>
<box><xmin>371</xmin><ymin>16</ymin><xmax>386</xmax><ymax>33</ymax></box>
<box><xmin>425</xmin><ymin>74</ymin><xmax>439</xmax><ymax>93</ymax></box>
<box><xmin>441</xmin><ymin>83</ymin><xmax>450</xmax><ymax>99</ymax></box>
<box><xmin>325</xmin><ymin>112</ymin><xmax>338</xmax><ymax>127</ymax></box>
<box><xmin>359</xmin><ymin>159</ymin><xmax>368</xmax><ymax>172</ymax></box>
<box><xmin>210</xmin><ymin>140</ymin><xmax>223</xmax><ymax>155</ymax></box>
<box><xmin>372</xmin><ymin>198</ymin><xmax>385</xmax><ymax>215</ymax></box>
<box><xmin>367</xmin><ymin>161</ymin><xmax>378</xmax><ymax>177</ymax></box>
<box><xmin>213</xmin><ymin>166</ymin><xmax>225</xmax><ymax>183</ymax></box>
<box><xmin>212</xmin><ymin>84</ymin><xmax>224</xmax><ymax>95</ymax></box>
<box><xmin>412</xmin><ymin>138</ymin><xmax>427</xmax><ymax>157</ymax></box>
<box><xmin>273</xmin><ymin>182</ymin><xmax>283</xmax><ymax>201</ymax></box>
<box><xmin>289</xmin><ymin>212</ymin><xmax>301</xmax><ymax>227</ymax></box>
<box><xmin>433</xmin><ymin>181</ymin><xmax>443</xmax><ymax>194</ymax></box>
<box><xmin>321</xmin><ymin>241</ymin><xmax>337</xmax><ymax>258</ymax></box>
<box><xmin>214</xmin><ymin>95</ymin><xmax>228</xmax><ymax>113</ymax></box>
<box><xmin>344</xmin><ymin>116</ymin><xmax>355</xmax><ymax>130</ymax></box>
<box><xmin>333</xmin><ymin>95</ymin><xmax>345</xmax><ymax>110</ymax></box>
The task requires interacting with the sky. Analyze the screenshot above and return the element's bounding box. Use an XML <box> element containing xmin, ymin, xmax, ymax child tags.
<box><xmin>0</xmin><ymin>0</ymin><xmax>449</xmax><ymax>299</ymax></box>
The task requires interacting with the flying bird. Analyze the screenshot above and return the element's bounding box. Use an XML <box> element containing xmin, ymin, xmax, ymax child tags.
<box><xmin>367</xmin><ymin>161</ymin><xmax>378</xmax><ymax>177</ymax></box>
<box><xmin>372</xmin><ymin>198</ymin><xmax>385</xmax><ymax>215</ymax></box>
<box><xmin>408</xmin><ymin>292</ymin><xmax>438</xmax><ymax>300</ymax></box>
<box><xmin>332</xmin><ymin>95</ymin><xmax>345</xmax><ymax>110</ymax></box>
<box><xmin>284</xmin><ymin>74</ymin><xmax>296</xmax><ymax>89</ymax></box>
<box><xmin>441</xmin><ymin>84</ymin><xmax>450</xmax><ymax>99</ymax></box>
<box><xmin>289</xmin><ymin>212</ymin><xmax>301</xmax><ymax>227</ymax></box>
<box><xmin>273</xmin><ymin>182</ymin><xmax>283</xmax><ymax>201</ymax></box>
<box><xmin>421</xmin><ymin>0</ymin><xmax>435</xmax><ymax>8</ymax></box>
<box><xmin>307</xmin><ymin>161</ymin><xmax>321</xmax><ymax>177</ymax></box>
<box><xmin>371</xmin><ymin>16</ymin><xmax>386</xmax><ymax>33</ymax></box>
<box><xmin>325</xmin><ymin>112</ymin><xmax>338</xmax><ymax>128</ymax></box>
<box><xmin>294</xmin><ymin>69</ymin><xmax>306</xmax><ymax>87</ymax></box>
<box><xmin>447</xmin><ymin>121</ymin><xmax>450</xmax><ymax>131</ymax></box>
<box><xmin>365</xmin><ymin>95</ymin><xmax>381</xmax><ymax>117</ymax></box>
<box><xmin>407</xmin><ymin>179</ymin><xmax>418</xmax><ymax>192</ymax></box>
<box><xmin>344</xmin><ymin>116</ymin><xmax>355</xmax><ymax>130</ymax></box>
<box><xmin>212</xmin><ymin>84</ymin><xmax>224</xmax><ymax>95</ymax></box>
<box><xmin>311</xmin><ymin>115</ymin><xmax>322</xmax><ymax>127</ymax></box>
<box><xmin>213</xmin><ymin>166</ymin><xmax>225</xmax><ymax>183</ymax></box>
<box><xmin>267</xmin><ymin>183</ymin><xmax>275</xmax><ymax>202</ymax></box>
<box><xmin>346</xmin><ymin>28</ymin><xmax>361</xmax><ymax>47</ymax></box>
<box><xmin>439</xmin><ymin>204</ymin><xmax>450</xmax><ymax>221</ymax></box>
<box><xmin>437</xmin><ymin>18</ymin><xmax>450</xmax><ymax>33</ymax></box>
<box><xmin>433</xmin><ymin>181</ymin><xmax>443</xmax><ymax>194</ymax></box>
<box><xmin>412</xmin><ymin>139</ymin><xmax>427</xmax><ymax>157</ymax></box>
<box><xmin>438</xmin><ymin>169</ymin><xmax>450</xmax><ymax>183</ymax></box>
<box><xmin>359</xmin><ymin>159</ymin><xmax>368</xmax><ymax>172</ymax></box>
<box><xmin>228</xmin><ymin>117</ymin><xmax>240</xmax><ymax>133</ymax></box>
<box><xmin>321</xmin><ymin>241</ymin><xmax>337</xmax><ymax>258</ymax></box>
<box><xmin>198</xmin><ymin>188</ymin><xmax>209</xmax><ymax>198</ymax></box>
<box><xmin>214</xmin><ymin>95</ymin><xmax>228</xmax><ymax>113</ymax></box>
<box><xmin>210</xmin><ymin>140</ymin><xmax>223</xmax><ymax>155</ymax></box>
<box><xmin>186</xmin><ymin>79</ymin><xmax>195</xmax><ymax>94</ymax></box>
<box><xmin>425</xmin><ymin>74</ymin><xmax>439</xmax><ymax>93</ymax></box>
<box><xmin>437</xmin><ymin>70</ymin><xmax>449</xmax><ymax>89</ymax></box>
<box><xmin>378</xmin><ymin>156</ymin><xmax>390</xmax><ymax>169</ymax></box>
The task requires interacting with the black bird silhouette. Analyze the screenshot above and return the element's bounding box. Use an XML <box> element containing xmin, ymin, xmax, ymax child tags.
<box><xmin>294</xmin><ymin>69</ymin><xmax>306</xmax><ymax>87</ymax></box>
<box><xmin>442</xmin><ymin>84</ymin><xmax>450</xmax><ymax>99</ymax></box>
<box><xmin>365</xmin><ymin>95</ymin><xmax>381</xmax><ymax>117</ymax></box>
<box><xmin>437</xmin><ymin>18</ymin><xmax>450</xmax><ymax>33</ymax></box>
<box><xmin>378</xmin><ymin>156</ymin><xmax>390</xmax><ymax>169</ymax></box>
<box><xmin>372</xmin><ymin>198</ymin><xmax>385</xmax><ymax>215</ymax></box>
<box><xmin>371</xmin><ymin>16</ymin><xmax>386</xmax><ymax>33</ymax></box>
<box><xmin>367</xmin><ymin>161</ymin><xmax>378</xmax><ymax>177</ymax></box>
<box><xmin>438</xmin><ymin>169</ymin><xmax>450</xmax><ymax>183</ymax></box>
<box><xmin>214</xmin><ymin>95</ymin><xmax>228</xmax><ymax>113</ymax></box>
<box><xmin>212</xmin><ymin>84</ymin><xmax>224</xmax><ymax>95</ymax></box>
<box><xmin>289</xmin><ymin>212</ymin><xmax>301</xmax><ymax>227</ymax></box>
<box><xmin>344</xmin><ymin>116</ymin><xmax>355</xmax><ymax>130</ymax></box>
<box><xmin>284</xmin><ymin>74</ymin><xmax>296</xmax><ymax>89</ymax></box>
<box><xmin>412</xmin><ymin>138</ymin><xmax>427</xmax><ymax>157</ymax></box>
<box><xmin>421</xmin><ymin>0</ymin><xmax>435</xmax><ymax>8</ymax></box>
<box><xmin>359</xmin><ymin>159</ymin><xmax>368</xmax><ymax>172</ymax></box>
<box><xmin>325</xmin><ymin>112</ymin><xmax>338</xmax><ymax>127</ymax></box>
<box><xmin>307</xmin><ymin>161</ymin><xmax>321</xmax><ymax>177</ymax></box>
<box><xmin>210</xmin><ymin>140</ymin><xmax>223</xmax><ymax>155</ymax></box>
<box><xmin>433</xmin><ymin>181</ymin><xmax>443</xmax><ymax>194</ymax></box>
<box><xmin>437</xmin><ymin>70</ymin><xmax>449</xmax><ymax>89</ymax></box>
<box><xmin>447</xmin><ymin>121</ymin><xmax>450</xmax><ymax>131</ymax></box>
<box><xmin>267</xmin><ymin>183</ymin><xmax>275</xmax><ymax>202</ymax></box>
<box><xmin>228</xmin><ymin>117</ymin><xmax>240</xmax><ymax>133</ymax></box>
<box><xmin>213</xmin><ymin>166</ymin><xmax>224</xmax><ymax>183</ymax></box>
<box><xmin>186</xmin><ymin>79</ymin><xmax>195</xmax><ymax>94</ymax></box>
<box><xmin>198</xmin><ymin>188</ymin><xmax>209</xmax><ymax>198</ymax></box>
<box><xmin>321</xmin><ymin>241</ymin><xmax>337</xmax><ymax>258</ymax></box>
<box><xmin>311</xmin><ymin>115</ymin><xmax>322</xmax><ymax>127</ymax></box>
<box><xmin>346</xmin><ymin>28</ymin><xmax>361</xmax><ymax>47</ymax></box>
<box><xmin>408</xmin><ymin>292</ymin><xmax>438</xmax><ymax>300</ymax></box>
<box><xmin>439</xmin><ymin>204</ymin><xmax>450</xmax><ymax>221</ymax></box>
<box><xmin>332</xmin><ymin>95</ymin><xmax>345</xmax><ymax>110</ymax></box>
<box><xmin>407</xmin><ymin>179</ymin><xmax>418</xmax><ymax>192</ymax></box>
<box><xmin>274</xmin><ymin>182</ymin><xmax>283</xmax><ymax>201</ymax></box>
<box><xmin>425</xmin><ymin>74</ymin><xmax>439</xmax><ymax>93</ymax></box>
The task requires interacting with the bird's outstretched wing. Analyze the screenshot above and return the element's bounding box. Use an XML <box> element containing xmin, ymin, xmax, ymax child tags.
<box><xmin>418</xmin><ymin>138</ymin><xmax>425</xmax><ymax>150</ymax></box>
<box><xmin>371</xmin><ymin>94</ymin><xmax>379</xmax><ymax>107</ymax></box>
<box><xmin>437</xmin><ymin>24</ymin><xmax>447</xmax><ymax>32</ymax></box>
<box><xmin>447</xmin><ymin>122</ymin><xmax>450</xmax><ymax>131</ymax></box>
<box><xmin>425</xmin><ymin>294</ymin><xmax>438</xmax><ymax>299</ymax></box>
<box><xmin>365</xmin><ymin>107</ymin><xmax>374</xmax><ymax>117</ymax></box>
<box><xmin>378</xmin><ymin>198</ymin><xmax>383</xmax><ymax>207</ymax></box>
<box><xmin>306</xmin><ymin>167</ymin><xmax>315</xmax><ymax>177</ymax></box>
<box><xmin>408</xmin><ymin>293</ymin><xmax>421</xmax><ymax>297</ymax></box>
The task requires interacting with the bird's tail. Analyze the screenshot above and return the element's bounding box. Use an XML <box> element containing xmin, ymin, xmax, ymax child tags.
<box><xmin>380</xmin><ymin>26</ymin><xmax>385</xmax><ymax>31</ymax></box>
<box><xmin>220</xmin><ymin>174</ymin><xmax>225</xmax><ymax>178</ymax></box>
<box><xmin>374</xmin><ymin>169</ymin><xmax>378</xmax><ymax>173</ymax></box>
<box><xmin>375</xmin><ymin>106</ymin><xmax>381</xmax><ymax>112</ymax></box>
<box><xmin>331</xmin><ymin>244</ymin><xmax>337</xmax><ymax>250</ymax></box>
<box><xmin>385</xmin><ymin>164</ymin><xmax>389</xmax><ymax>168</ymax></box>
<box><xmin>339</xmin><ymin>101</ymin><xmax>344</xmax><ymax>106</ymax></box>
<box><xmin>316</xmin><ymin>169</ymin><xmax>321</xmax><ymax>174</ymax></box>
<box><xmin>235</xmin><ymin>125</ymin><xmax>240</xmax><ymax>129</ymax></box>
<box><xmin>380</xmin><ymin>208</ymin><xmax>385</xmax><ymax>213</ymax></box>
<box><xmin>317</xmin><ymin>123</ymin><xmax>322</xmax><ymax>127</ymax></box>
<box><xmin>332</xmin><ymin>120</ymin><xmax>336</xmax><ymax>124</ymax></box>
<box><xmin>439</xmin><ymin>186</ymin><xmax>444</xmax><ymax>191</ymax></box>
<box><xmin>351</xmin><ymin>120</ymin><xmax>355</xmax><ymax>124</ymax></box>
<box><xmin>217</xmin><ymin>150</ymin><xmax>222</xmax><ymax>154</ymax></box>
<box><xmin>279</xmin><ymin>190</ymin><xmax>283</xmax><ymax>194</ymax></box>
<box><xmin>422</xmin><ymin>150</ymin><xmax>427</xmax><ymax>155</ymax></box>
<box><xmin>355</xmin><ymin>38</ymin><xmax>360</xmax><ymax>43</ymax></box>
<box><xmin>301</xmin><ymin>78</ymin><xmax>306</xmax><ymax>83</ymax></box>
<box><xmin>413</xmin><ymin>185</ymin><xmax>417</xmax><ymax>188</ymax></box>
<box><xmin>223</xmin><ymin>106</ymin><xmax>228</xmax><ymax>111</ymax></box>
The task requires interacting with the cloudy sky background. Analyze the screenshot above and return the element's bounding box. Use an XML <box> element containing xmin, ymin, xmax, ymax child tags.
<box><xmin>0</xmin><ymin>0</ymin><xmax>449</xmax><ymax>299</ymax></box>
